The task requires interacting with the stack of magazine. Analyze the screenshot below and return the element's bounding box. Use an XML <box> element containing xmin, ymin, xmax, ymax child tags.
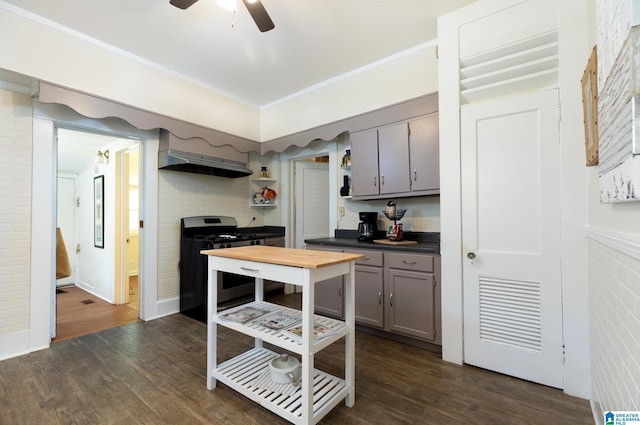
<box><xmin>218</xmin><ymin>306</ymin><xmax>338</xmax><ymax>341</ymax></box>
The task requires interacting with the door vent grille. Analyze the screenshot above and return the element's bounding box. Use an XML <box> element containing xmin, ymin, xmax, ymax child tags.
<box><xmin>478</xmin><ymin>277</ymin><xmax>542</xmax><ymax>353</ymax></box>
<box><xmin>459</xmin><ymin>30</ymin><xmax>559</xmax><ymax>104</ymax></box>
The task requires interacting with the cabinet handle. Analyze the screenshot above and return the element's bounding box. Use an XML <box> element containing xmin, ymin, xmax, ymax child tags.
<box><xmin>402</xmin><ymin>260</ymin><xmax>417</xmax><ymax>265</ymax></box>
<box><xmin>413</xmin><ymin>169</ymin><xmax>417</xmax><ymax>181</ymax></box>
<box><xmin>338</xmin><ymin>285</ymin><xmax>342</xmax><ymax>298</ymax></box>
<box><xmin>389</xmin><ymin>293</ymin><xmax>393</xmax><ymax>307</ymax></box>
<box><xmin>378</xmin><ymin>291</ymin><xmax>382</xmax><ymax>304</ymax></box>
<box><xmin>362</xmin><ymin>257</ymin><xmax>370</xmax><ymax>261</ymax></box>
<box><xmin>381</xmin><ymin>174</ymin><xmax>385</xmax><ymax>185</ymax></box>
<box><xmin>240</xmin><ymin>267</ymin><xmax>259</xmax><ymax>273</ymax></box>
<box><xmin>373</xmin><ymin>176</ymin><xmax>377</xmax><ymax>187</ymax></box>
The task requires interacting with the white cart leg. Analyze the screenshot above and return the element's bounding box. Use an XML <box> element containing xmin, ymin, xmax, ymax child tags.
<box><xmin>344</xmin><ymin>262</ymin><xmax>355</xmax><ymax>407</ymax></box>
<box><xmin>207</xmin><ymin>257</ymin><xmax>218</xmax><ymax>390</ymax></box>
<box><xmin>301</xmin><ymin>269</ymin><xmax>314</xmax><ymax>423</ymax></box>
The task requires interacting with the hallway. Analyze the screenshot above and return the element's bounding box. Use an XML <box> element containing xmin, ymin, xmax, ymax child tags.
<box><xmin>54</xmin><ymin>277</ymin><xmax>139</xmax><ymax>342</ymax></box>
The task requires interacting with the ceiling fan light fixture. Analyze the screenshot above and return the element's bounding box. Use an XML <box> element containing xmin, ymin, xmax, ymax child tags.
<box><xmin>217</xmin><ymin>0</ymin><xmax>236</xmax><ymax>12</ymax></box>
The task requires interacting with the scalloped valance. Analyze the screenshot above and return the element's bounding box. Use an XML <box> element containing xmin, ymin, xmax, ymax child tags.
<box><xmin>37</xmin><ymin>82</ymin><xmax>261</xmax><ymax>153</ymax></box>
<box><xmin>37</xmin><ymin>82</ymin><xmax>439</xmax><ymax>155</ymax></box>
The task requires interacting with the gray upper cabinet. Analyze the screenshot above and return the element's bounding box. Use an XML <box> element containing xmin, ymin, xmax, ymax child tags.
<box><xmin>378</xmin><ymin>123</ymin><xmax>411</xmax><ymax>195</ymax></box>
<box><xmin>350</xmin><ymin>113</ymin><xmax>439</xmax><ymax>200</ymax></box>
<box><xmin>350</xmin><ymin>128</ymin><xmax>380</xmax><ymax>197</ymax></box>
<box><xmin>408</xmin><ymin>114</ymin><xmax>439</xmax><ymax>194</ymax></box>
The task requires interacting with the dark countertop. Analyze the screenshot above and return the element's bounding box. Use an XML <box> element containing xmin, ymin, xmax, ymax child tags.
<box><xmin>238</xmin><ymin>226</ymin><xmax>285</xmax><ymax>239</ymax></box>
<box><xmin>306</xmin><ymin>230</ymin><xmax>440</xmax><ymax>254</ymax></box>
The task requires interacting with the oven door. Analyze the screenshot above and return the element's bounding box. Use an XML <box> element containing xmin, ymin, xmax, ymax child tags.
<box><xmin>218</xmin><ymin>270</ymin><xmax>255</xmax><ymax>304</ymax></box>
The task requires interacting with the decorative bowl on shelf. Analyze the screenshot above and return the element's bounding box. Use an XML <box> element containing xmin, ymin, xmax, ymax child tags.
<box><xmin>383</xmin><ymin>209</ymin><xmax>406</xmax><ymax>221</ymax></box>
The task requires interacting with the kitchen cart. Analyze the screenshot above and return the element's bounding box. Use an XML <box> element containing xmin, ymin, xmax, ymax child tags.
<box><xmin>202</xmin><ymin>245</ymin><xmax>364</xmax><ymax>425</ymax></box>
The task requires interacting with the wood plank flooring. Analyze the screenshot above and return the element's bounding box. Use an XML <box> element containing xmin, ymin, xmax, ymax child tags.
<box><xmin>54</xmin><ymin>283</ymin><xmax>139</xmax><ymax>342</ymax></box>
<box><xmin>0</xmin><ymin>293</ymin><xmax>593</xmax><ymax>425</ymax></box>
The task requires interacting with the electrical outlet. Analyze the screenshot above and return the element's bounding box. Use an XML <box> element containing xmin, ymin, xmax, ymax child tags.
<box><xmin>339</xmin><ymin>206</ymin><xmax>345</xmax><ymax>217</ymax></box>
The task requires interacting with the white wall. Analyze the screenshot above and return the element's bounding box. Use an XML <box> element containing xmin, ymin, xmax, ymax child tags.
<box><xmin>261</xmin><ymin>43</ymin><xmax>440</xmax><ymax>141</ymax></box>
<box><xmin>0</xmin><ymin>6</ymin><xmax>260</xmax><ymax>141</ymax></box>
<box><xmin>75</xmin><ymin>165</ymin><xmax>116</xmax><ymax>302</ymax></box>
<box><xmin>0</xmin><ymin>5</ymin><xmax>442</xmax><ymax>144</ymax></box>
<box><xmin>558</xmin><ymin>0</ymin><xmax>596</xmax><ymax>400</ymax></box>
<box><xmin>588</xmin><ymin>0</ymin><xmax>640</xmax><ymax>418</ymax></box>
<box><xmin>0</xmin><ymin>89</ymin><xmax>33</xmax><ymax>360</ymax></box>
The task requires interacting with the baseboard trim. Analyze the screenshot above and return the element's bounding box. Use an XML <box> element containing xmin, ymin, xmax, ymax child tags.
<box><xmin>0</xmin><ymin>330</ymin><xmax>48</xmax><ymax>361</ymax></box>
<box><xmin>145</xmin><ymin>297</ymin><xmax>179</xmax><ymax>321</ymax></box>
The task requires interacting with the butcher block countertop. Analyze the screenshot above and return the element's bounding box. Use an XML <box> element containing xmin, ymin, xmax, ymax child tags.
<box><xmin>201</xmin><ymin>245</ymin><xmax>365</xmax><ymax>269</ymax></box>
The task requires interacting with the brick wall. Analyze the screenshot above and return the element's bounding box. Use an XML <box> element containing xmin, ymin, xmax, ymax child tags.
<box><xmin>589</xmin><ymin>237</ymin><xmax>640</xmax><ymax>414</ymax></box>
<box><xmin>0</xmin><ymin>89</ymin><xmax>32</xmax><ymax>336</ymax></box>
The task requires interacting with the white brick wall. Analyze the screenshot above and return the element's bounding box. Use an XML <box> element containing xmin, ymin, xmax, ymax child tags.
<box><xmin>589</xmin><ymin>237</ymin><xmax>640</xmax><ymax>414</ymax></box>
<box><xmin>157</xmin><ymin>171</ymin><xmax>259</xmax><ymax>300</ymax></box>
<box><xmin>0</xmin><ymin>89</ymin><xmax>33</xmax><ymax>336</ymax></box>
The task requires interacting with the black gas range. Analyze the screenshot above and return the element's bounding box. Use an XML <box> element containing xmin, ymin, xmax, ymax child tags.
<box><xmin>179</xmin><ymin>216</ymin><xmax>281</xmax><ymax>322</ymax></box>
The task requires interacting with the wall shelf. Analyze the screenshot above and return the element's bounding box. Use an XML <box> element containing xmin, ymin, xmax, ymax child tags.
<box><xmin>251</xmin><ymin>178</ymin><xmax>277</xmax><ymax>207</ymax></box>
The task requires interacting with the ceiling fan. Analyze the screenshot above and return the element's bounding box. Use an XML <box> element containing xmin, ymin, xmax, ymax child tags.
<box><xmin>170</xmin><ymin>0</ymin><xmax>275</xmax><ymax>32</ymax></box>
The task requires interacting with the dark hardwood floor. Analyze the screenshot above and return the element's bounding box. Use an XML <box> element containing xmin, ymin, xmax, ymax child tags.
<box><xmin>0</xmin><ymin>293</ymin><xmax>594</xmax><ymax>425</ymax></box>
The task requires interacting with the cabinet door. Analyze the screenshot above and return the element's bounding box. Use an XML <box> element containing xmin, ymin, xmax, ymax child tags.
<box><xmin>312</xmin><ymin>246</ymin><xmax>344</xmax><ymax>319</ymax></box>
<box><xmin>378</xmin><ymin>122</ymin><xmax>411</xmax><ymax>195</ymax></box>
<box><xmin>386</xmin><ymin>269</ymin><xmax>436</xmax><ymax>342</ymax></box>
<box><xmin>355</xmin><ymin>265</ymin><xmax>384</xmax><ymax>328</ymax></box>
<box><xmin>408</xmin><ymin>114</ymin><xmax>439</xmax><ymax>193</ymax></box>
<box><xmin>350</xmin><ymin>128</ymin><xmax>380</xmax><ymax>197</ymax></box>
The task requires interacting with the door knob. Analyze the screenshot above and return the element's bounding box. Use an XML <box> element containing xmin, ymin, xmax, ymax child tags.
<box><xmin>467</xmin><ymin>252</ymin><xmax>476</xmax><ymax>266</ymax></box>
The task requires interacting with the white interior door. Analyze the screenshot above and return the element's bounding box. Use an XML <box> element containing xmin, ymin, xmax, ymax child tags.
<box><xmin>56</xmin><ymin>176</ymin><xmax>77</xmax><ymax>287</ymax></box>
<box><xmin>294</xmin><ymin>160</ymin><xmax>330</xmax><ymax>249</ymax></box>
<box><xmin>461</xmin><ymin>89</ymin><xmax>564</xmax><ymax>389</ymax></box>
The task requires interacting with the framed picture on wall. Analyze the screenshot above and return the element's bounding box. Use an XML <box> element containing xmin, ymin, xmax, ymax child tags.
<box><xmin>581</xmin><ymin>45</ymin><xmax>598</xmax><ymax>166</ymax></box>
<box><xmin>94</xmin><ymin>175</ymin><xmax>104</xmax><ymax>248</ymax></box>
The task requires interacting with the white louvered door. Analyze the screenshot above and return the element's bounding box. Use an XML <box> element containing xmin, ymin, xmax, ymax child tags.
<box><xmin>461</xmin><ymin>89</ymin><xmax>564</xmax><ymax>388</ymax></box>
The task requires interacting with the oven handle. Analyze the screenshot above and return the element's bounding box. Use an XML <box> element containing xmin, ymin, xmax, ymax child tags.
<box><xmin>240</xmin><ymin>266</ymin><xmax>260</xmax><ymax>273</ymax></box>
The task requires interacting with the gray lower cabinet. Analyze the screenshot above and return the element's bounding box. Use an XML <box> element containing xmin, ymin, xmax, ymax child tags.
<box><xmin>352</xmin><ymin>250</ymin><xmax>384</xmax><ymax>329</ymax></box>
<box><xmin>349</xmin><ymin>247</ymin><xmax>441</xmax><ymax>345</ymax></box>
<box><xmin>311</xmin><ymin>245</ymin><xmax>344</xmax><ymax>319</ymax></box>
<box><xmin>309</xmin><ymin>244</ymin><xmax>441</xmax><ymax>345</ymax></box>
<box><xmin>385</xmin><ymin>252</ymin><xmax>440</xmax><ymax>344</ymax></box>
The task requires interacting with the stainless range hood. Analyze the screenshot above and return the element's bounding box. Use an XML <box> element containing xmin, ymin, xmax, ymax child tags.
<box><xmin>158</xmin><ymin>130</ymin><xmax>253</xmax><ymax>178</ymax></box>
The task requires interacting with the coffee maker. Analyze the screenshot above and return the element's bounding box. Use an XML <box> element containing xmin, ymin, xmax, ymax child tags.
<box><xmin>357</xmin><ymin>212</ymin><xmax>378</xmax><ymax>242</ymax></box>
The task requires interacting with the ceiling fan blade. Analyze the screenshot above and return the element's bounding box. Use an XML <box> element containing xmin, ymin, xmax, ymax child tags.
<box><xmin>242</xmin><ymin>0</ymin><xmax>275</xmax><ymax>32</ymax></box>
<box><xmin>170</xmin><ymin>0</ymin><xmax>199</xmax><ymax>10</ymax></box>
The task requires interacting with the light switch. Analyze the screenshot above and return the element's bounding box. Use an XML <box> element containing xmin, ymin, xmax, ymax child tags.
<box><xmin>339</xmin><ymin>206</ymin><xmax>345</xmax><ymax>217</ymax></box>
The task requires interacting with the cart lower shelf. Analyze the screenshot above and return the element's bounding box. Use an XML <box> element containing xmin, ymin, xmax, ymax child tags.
<box><xmin>213</xmin><ymin>347</ymin><xmax>350</xmax><ymax>425</ymax></box>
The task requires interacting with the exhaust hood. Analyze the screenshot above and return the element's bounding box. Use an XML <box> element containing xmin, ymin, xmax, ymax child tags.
<box><xmin>158</xmin><ymin>130</ymin><xmax>253</xmax><ymax>178</ymax></box>
<box><xmin>158</xmin><ymin>149</ymin><xmax>253</xmax><ymax>178</ymax></box>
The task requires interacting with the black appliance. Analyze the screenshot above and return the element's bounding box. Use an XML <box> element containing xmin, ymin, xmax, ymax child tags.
<box><xmin>357</xmin><ymin>212</ymin><xmax>378</xmax><ymax>242</ymax></box>
<box><xmin>179</xmin><ymin>216</ymin><xmax>266</xmax><ymax>322</ymax></box>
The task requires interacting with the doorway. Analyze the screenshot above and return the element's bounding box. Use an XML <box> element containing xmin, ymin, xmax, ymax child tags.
<box><xmin>55</xmin><ymin>127</ymin><xmax>141</xmax><ymax>339</ymax></box>
<box><xmin>293</xmin><ymin>157</ymin><xmax>330</xmax><ymax>248</ymax></box>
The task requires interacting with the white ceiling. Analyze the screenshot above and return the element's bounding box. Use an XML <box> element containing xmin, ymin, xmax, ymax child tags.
<box><xmin>2</xmin><ymin>0</ymin><xmax>474</xmax><ymax>107</ymax></box>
